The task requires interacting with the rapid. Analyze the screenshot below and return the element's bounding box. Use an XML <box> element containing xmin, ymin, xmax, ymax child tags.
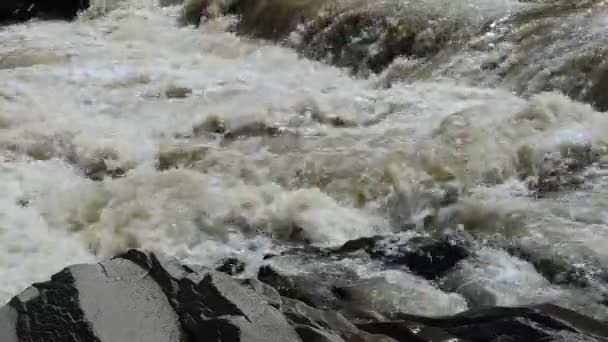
<box><xmin>2</xmin><ymin>0</ymin><xmax>608</xmax><ymax>320</ymax></box>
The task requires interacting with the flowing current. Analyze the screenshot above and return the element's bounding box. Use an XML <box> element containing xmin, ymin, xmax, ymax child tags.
<box><xmin>2</xmin><ymin>0</ymin><xmax>608</xmax><ymax>319</ymax></box>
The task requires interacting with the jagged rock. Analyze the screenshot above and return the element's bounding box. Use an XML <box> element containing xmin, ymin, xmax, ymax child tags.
<box><xmin>332</xmin><ymin>235</ymin><xmax>384</xmax><ymax>255</ymax></box>
<box><xmin>295</xmin><ymin>325</ymin><xmax>345</xmax><ymax>342</ymax></box>
<box><xmin>2</xmin><ymin>250</ymin><xmax>608</xmax><ymax>342</ymax></box>
<box><xmin>505</xmin><ymin>242</ymin><xmax>592</xmax><ymax>287</ymax></box>
<box><xmin>239</xmin><ymin>278</ymin><xmax>283</xmax><ymax>309</ymax></box>
<box><xmin>381</xmin><ymin>236</ymin><xmax>471</xmax><ymax>280</ymax></box>
<box><xmin>376</xmin><ymin>304</ymin><xmax>608</xmax><ymax>342</ymax></box>
<box><xmin>332</xmin><ymin>235</ymin><xmax>471</xmax><ymax>280</ymax></box>
<box><xmin>283</xmin><ymin>298</ymin><xmax>398</xmax><ymax>342</ymax></box>
<box><xmin>119</xmin><ymin>249</ymin><xmax>302</xmax><ymax>342</ymax></box>
<box><xmin>216</xmin><ymin>257</ymin><xmax>246</xmax><ymax>275</ymax></box>
<box><xmin>257</xmin><ymin>265</ymin><xmax>345</xmax><ymax>310</ymax></box>
<box><xmin>4</xmin><ymin>258</ymin><xmax>182</xmax><ymax>342</ymax></box>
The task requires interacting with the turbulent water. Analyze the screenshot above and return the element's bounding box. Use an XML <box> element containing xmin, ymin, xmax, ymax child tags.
<box><xmin>2</xmin><ymin>0</ymin><xmax>608</xmax><ymax>320</ymax></box>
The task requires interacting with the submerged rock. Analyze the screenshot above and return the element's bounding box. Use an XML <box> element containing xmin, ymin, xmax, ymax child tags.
<box><xmin>216</xmin><ymin>257</ymin><xmax>246</xmax><ymax>275</ymax></box>
<box><xmin>332</xmin><ymin>234</ymin><xmax>472</xmax><ymax>280</ymax></box>
<box><xmin>379</xmin><ymin>304</ymin><xmax>608</xmax><ymax>342</ymax></box>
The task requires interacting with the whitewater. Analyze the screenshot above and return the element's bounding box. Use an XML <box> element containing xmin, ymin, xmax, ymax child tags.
<box><xmin>2</xmin><ymin>0</ymin><xmax>608</xmax><ymax>319</ymax></box>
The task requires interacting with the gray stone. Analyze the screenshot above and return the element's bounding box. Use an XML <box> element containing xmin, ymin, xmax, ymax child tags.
<box><xmin>118</xmin><ymin>249</ymin><xmax>303</xmax><ymax>342</ymax></box>
<box><xmin>295</xmin><ymin>324</ymin><xmax>345</xmax><ymax>342</ymax></box>
<box><xmin>0</xmin><ymin>306</ymin><xmax>18</xmax><ymax>342</ymax></box>
<box><xmin>239</xmin><ymin>278</ymin><xmax>283</xmax><ymax>309</ymax></box>
<box><xmin>71</xmin><ymin>259</ymin><xmax>183</xmax><ymax>342</ymax></box>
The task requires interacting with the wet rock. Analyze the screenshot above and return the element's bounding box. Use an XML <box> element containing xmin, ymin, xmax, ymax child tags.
<box><xmin>283</xmin><ymin>298</ymin><xmax>396</xmax><ymax>342</ymax></box>
<box><xmin>393</xmin><ymin>304</ymin><xmax>608</xmax><ymax>342</ymax></box>
<box><xmin>180</xmin><ymin>0</ymin><xmax>206</xmax><ymax>26</ymax></box>
<box><xmin>222</xmin><ymin>122</ymin><xmax>285</xmax><ymax>142</ymax></box>
<box><xmin>331</xmin><ymin>234</ymin><xmax>472</xmax><ymax>280</ymax></box>
<box><xmin>257</xmin><ymin>265</ymin><xmax>344</xmax><ymax>310</ymax></box>
<box><xmin>357</xmin><ymin>321</ymin><xmax>445</xmax><ymax>342</ymax></box>
<box><xmin>295</xmin><ymin>325</ymin><xmax>345</xmax><ymax>342</ymax></box>
<box><xmin>239</xmin><ymin>278</ymin><xmax>283</xmax><ymax>309</ymax></box>
<box><xmin>165</xmin><ymin>85</ymin><xmax>192</xmax><ymax>99</ymax></box>
<box><xmin>520</xmin><ymin>146</ymin><xmax>599</xmax><ymax>196</ymax></box>
<box><xmin>380</xmin><ymin>236</ymin><xmax>471</xmax><ymax>280</ymax></box>
<box><xmin>3</xmin><ymin>258</ymin><xmax>182</xmax><ymax>342</ymax></box>
<box><xmin>2</xmin><ymin>249</ymin><xmax>608</xmax><ymax>342</ymax></box>
<box><xmin>505</xmin><ymin>242</ymin><xmax>594</xmax><ymax>287</ymax></box>
<box><xmin>297</xmin><ymin>3</ymin><xmax>468</xmax><ymax>74</ymax></box>
<box><xmin>587</xmin><ymin>68</ymin><xmax>608</xmax><ymax>112</ymax></box>
<box><xmin>180</xmin><ymin>0</ymin><xmax>233</xmax><ymax>26</ymax></box>
<box><xmin>216</xmin><ymin>257</ymin><xmax>246</xmax><ymax>275</ymax></box>
<box><xmin>332</xmin><ymin>235</ymin><xmax>384</xmax><ymax>255</ymax></box>
<box><xmin>82</xmin><ymin>159</ymin><xmax>127</xmax><ymax>181</ymax></box>
<box><xmin>229</xmin><ymin>0</ymin><xmax>325</xmax><ymax>40</ymax></box>
<box><xmin>119</xmin><ymin>249</ymin><xmax>302</xmax><ymax>342</ymax></box>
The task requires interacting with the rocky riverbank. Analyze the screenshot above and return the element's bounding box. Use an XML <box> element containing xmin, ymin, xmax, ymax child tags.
<box><xmin>2</xmin><ymin>248</ymin><xmax>608</xmax><ymax>342</ymax></box>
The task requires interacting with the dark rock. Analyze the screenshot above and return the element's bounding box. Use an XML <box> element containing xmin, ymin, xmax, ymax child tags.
<box><xmin>119</xmin><ymin>249</ymin><xmax>302</xmax><ymax>342</ymax></box>
<box><xmin>8</xmin><ymin>270</ymin><xmax>102</xmax><ymax>342</ymax></box>
<box><xmin>222</xmin><ymin>122</ymin><xmax>285</xmax><ymax>143</ymax></box>
<box><xmin>295</xmin><ymin>324</ymin><xmax>345</xmax><ymax>342</ymax></box>
<box><xmin>239</xmin><ymin>278</ymin><xmax>283</xmax><ymax>309</ymax></box>
<box><xmin>333</xmin><ymin>235</ymin><xmax>384</xmax><ymax>255</ymax></box>
<box><xmin>257</xmin><ymin>265</ymin><xmax>342</xmax><ymax>310</ymax></box>
<box><xmin>332</xmin><ymin>234</ymin><xmax>472</xmax><ymax>281</ymax></box>
<box><xmin>282</xmin><ymin>298</ymin><xmax>395</xmax><ymax>342</ymax></box>
<box><xmin>16</xmin><ymin>199</ymin><xmax>29</xmax><ymax>208</ymax></box>
<box><xmin>83</xmin><ymin>159</ymin><xmax>127</xmax><ymax>181</ymax></box>
<box><xmin>378</xmin><ymin>236</ymin><xmax>471</xmax><ymax>280</ymax></box>
<box><xmin>3</xmin><ymin>249</ymin><xmax>608</xmax><ymax>342</ymax></box>
<box><xmin>505</xmin><ymin>243</ymin><xmax>592</xmax><ymax>287</ymax></box>
<box><xmin>4</xmin><ymin>258</ymin><xmax>182</xmax><ymax>342</ymax></box>
<box><xmin>0</xmin><ymin>0</ymin><xmax>89</xmax><ymax>23</ymax></box>
<box><xmin>216</xmin><ymin>257</ymin><xmax>246</xmax><ymax>275</ymax></box>
<box><xmin>165</xmin><ymin>85</ymin><xmax>192</xmax><ymax>99</ymax></box>
<box><xmin>587</xmin><ymin>68</ymin><xmax>608</xmax><ymax>112</ymax></box>
<box><xmin>377</xmin><ymin>304</ymin><xmax>608</xmax><ymax>342</ymax></box>
<box><xmin>357</xmin><ymin>321</ymin><xmax>443</xmax><ymax>342</ymax></box>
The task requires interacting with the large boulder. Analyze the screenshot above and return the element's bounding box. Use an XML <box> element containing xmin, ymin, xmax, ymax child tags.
<box><xmin>4</xmin><ymin>257</ymin><xmax>182</xmax><ymax>342</ymax></box>
<box><xmin>118</xmin><ymin>249</ymin><xmax>303</xmax><ymax>342</ymax></box>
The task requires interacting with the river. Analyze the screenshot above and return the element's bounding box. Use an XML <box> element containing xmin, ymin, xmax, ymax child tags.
<box><xmin>1</xmin><ymin>0</ymin><xmax>608</xmax><ymax>320</ymax></box>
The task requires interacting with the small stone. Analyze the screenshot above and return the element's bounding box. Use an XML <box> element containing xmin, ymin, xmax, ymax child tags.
<box><xmin>216</xmin><ymin>258</ymin><xmax>246</xmax><ymax>276</ymax></box>
<box><xmin>165</xmin><ymin>86</ymin><xmax>192</xmax><ymax>99</ymax></box>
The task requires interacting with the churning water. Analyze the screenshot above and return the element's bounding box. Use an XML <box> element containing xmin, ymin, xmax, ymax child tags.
<box><xmin>1</xmin><ymin>0</ymin><xmax>608</xmax><ymax>319</ymax></box>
